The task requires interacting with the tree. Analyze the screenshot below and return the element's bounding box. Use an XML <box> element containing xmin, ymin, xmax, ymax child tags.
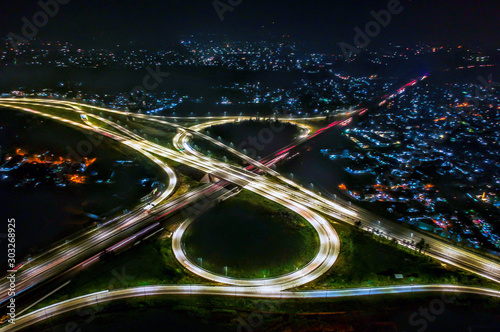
<box><xmin>416</xmin><ymin>238</ymin><xmax>426</xmax><ymax>253</ymax></box>
<box><xmin>423</xmin><ymin>243</ymin><xmax>430</xmax><ymax>254</ymax></box>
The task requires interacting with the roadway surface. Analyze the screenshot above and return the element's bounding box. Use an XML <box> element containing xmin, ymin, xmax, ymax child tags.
<box><xmin>0</xmin><ymin>99</ymin><xmax>341</xmax><ymax>294</ymax></box>
<box><xmin>2</xmin><ymin>78</ymin><xmax>500</xmax><ymax>293</ymax></box>
<box><xmin>3</xmin><ymin>284</ymin><xmax>500</xmax><ymax>331</ymax></box>
<box><xmin>1</xmin><ymin>75</ymin><xmax>500</xmax><ymax>328</ymax></box>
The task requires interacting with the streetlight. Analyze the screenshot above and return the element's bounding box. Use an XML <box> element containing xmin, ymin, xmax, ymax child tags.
<box><xmin>198</xmin><ymin>257</ymin><xmax>203</xmax><ymax>267</ymax></box>
<box><xmin>224</xmin><ymin>266</ymin><xmax>228</xmax><ymax>276</ymax></box>
<box><xmin>290</xmin><ymin>173</ymin><xmax>294</xmax><ymax>180</ymax></box>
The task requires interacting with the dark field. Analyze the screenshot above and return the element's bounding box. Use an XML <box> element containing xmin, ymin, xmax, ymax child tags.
<box><xmin>182</xmin><ymin>190</ymin><xmax>319</xmax><ymax>278</ymax></box>
<box><xmin>0</xmin><ymin>110</ymin><xmax>166</xmax><ymax>265</ymax></box>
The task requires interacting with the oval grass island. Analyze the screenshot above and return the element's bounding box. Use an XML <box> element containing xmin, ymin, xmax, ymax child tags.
<box><xmin>181</xmin><ymin>190</ymin><xmax>320</xmax><ymax>279</ymax></box>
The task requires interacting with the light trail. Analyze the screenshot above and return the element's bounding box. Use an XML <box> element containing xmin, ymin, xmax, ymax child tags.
<box><xmin>2</xmin><ymin>284</ymin><xmax>500</xmax><ymax>331</ymax></box>
<box><xmin>1</xmin><ymin>74</ymin><xmax>499</xmax><ymax>327</ymax></box>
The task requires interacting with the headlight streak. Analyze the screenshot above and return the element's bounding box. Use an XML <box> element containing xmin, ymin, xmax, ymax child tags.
<box><xmin>3</xmin><ymin>284</ymin><xmax>500</xmax><ymax>331</ymax></box>
<box><xmin>1</xmin><ymin>97</ymin><xmax>500</xmax><ymax>331</ymax></box>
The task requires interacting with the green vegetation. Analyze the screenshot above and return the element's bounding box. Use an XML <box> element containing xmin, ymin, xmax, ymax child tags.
<box><xmin>31</xmin><ymin>235</ymin><xmax>213</xmax><ymax>312</ymax></box>
<box><xmin>289</xmin><ymin>118</ymin><xmax>329</xmax><ymax>133</ymax></box>
<box><xmin>26</xmin><ymin>193</ymin><xmax>500</xmax><ymax>322</ymax></box>
<box><xmin>191</xmin><ymin>137</ymin><xmax>246</xmax><ymax>167</ymax></box>
<box><xmin>183</xmin><ymin>189</ymin><xmax>320</xmax><ymax>278</ymax></box>
<box><xmin>84</xmin><ymin>114</ymin><xmax>114</xmax><ymax>131</ymax></box>
<box><xmin>299</xmin><ymin>220</ymin><xmax>500</xmax><ymax>290</ymax></box>
<box><xmin>231</xmin><ymin>189</ymin><xmax>305</xmax><ymax>217</ymax></box>
<box><xmin>166</xmin><ymin>172</ymin><xmax>203</xmax><ymax>201</ymax></box>
<box><xmin>123</xmin><ymin>117</ymin><xmax>178</xmax><ymax>147</ymax></box>
<box><xmin>190</xmin><ymin>119</ymin><xmax>304</xmax><ymax>167</ymax></box>
<box><xmin>28</xmin><ymin>293</ymin><xmax>500</xmax><ymax>332</ymax></box>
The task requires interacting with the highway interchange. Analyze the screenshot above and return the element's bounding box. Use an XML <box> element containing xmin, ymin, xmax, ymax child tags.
<box><xmin>1</xmin><ymin>78</ymin><xmax>500</xmax><ymax>329</ymax></box>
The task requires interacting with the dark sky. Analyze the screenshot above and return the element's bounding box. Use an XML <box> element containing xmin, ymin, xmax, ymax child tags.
<box><xmin>1</xmin><ymin>0</ymin><xmax>499</xmax><ymax>51</ymax></box>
